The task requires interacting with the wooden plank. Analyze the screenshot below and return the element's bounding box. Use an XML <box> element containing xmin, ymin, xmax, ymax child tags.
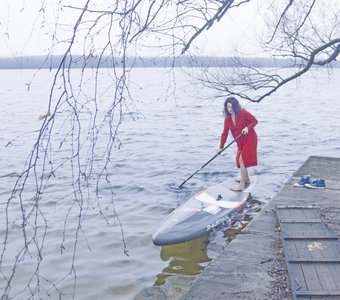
<box><xmin>294</xmin><ymin>240</ymin><xmax>323</xmax><ymax>292</ymax></box>
<box><xmin>305</xmin><ymin>241</ymin><xmax>338</xmax><ymax>293</ymax></box>
<box><xmin>293</xmin><ymin>238</ymin><xmax>313</xmax><ymax>259</ymax></box>
<box><xmin>280</xmin><ymin>219</ymin><xmax>323</xmax><ymax>224</ymax></box>
<box><xmin>314</xmin><ymin>263</ymin><xmax>338</xmax><ymax>292</ymax></box>
<box><xmin>276</xmin><ymin>205</ymin><xmax>319</xmax><ymax>209</ymax></box>
<box><xmin>283</xmin><ymin>242</ymin><xmax>298</xmax><ymax>263</ymax></box>
<box><xmin>300</xmin><ymin>264</ymin><xmax>323</xmax><ymax>295</ymax></box>
<box><xmin>307</xmin><ymin>240</ymin><xmax>326</xmax><ymax>260</ymax></box>
<box><xmin>296</xmin><ymin>290</ymin><xmax>340</xmax><ymax>297</ymax></box>
<box><xmin>330</xmin><ymin>241</ymin><xmax>340</xmax><ymax>256</ymax></box>
<box><xmin>284</xmin><ymin>236</ymin><xmax>338</xmax><ymax>240</ymax></box>
<box><xmin>292</xmin><ymin>209</ymin><xmax>320</xmax><ymax>222</ymax></box>
<box><xmin>289</xmin><ymin>258</ymin><xmax>340</xmax><ymax>263</ymax></box>
<box><xmin>282</xmin><ymin>240</ymin><xmax>307</xmax><ymax>298</ymax></box>
<box><xmin>281</xmin><ymin>230</ymin><xmax>338</xmax><ymax>240</ymax></box>
<box><xmin>328</xmin><ymin>264</ymin><xmax>340</xmax><ymax>290</ymax></box>
<box><xmin>276</xmin><ymin>208</ymin><xmax>293</xmax><ymax>221</ymax></box>
<box><xmin>287</xmin><ymin>263</ymin><xmax>307</xmax><ymax>294</ymax></box>
<box><xmin>276</xmin><ymin>207</ymin><xmax>321</xmax><ymax>223</ymax></box>
<box><xmin>289</xmin><ymin>209</ymin><xmax>311</xmax><ymax>222</ymax></box>
<box><xmin>321</xmin><ymin>240</ymin><xmax>340</xmax><ymax>290</ymax></box>
<box><xmin>319</xmin><ymin>240</ymin><xmax>340</xmax><ymax>258</ymax></box>
<box><xmin>282</xmin><ymin>239</ymin><xmax>299</xmax><ymax>258</ymax></box>
<box><xmin>281</xmin><ymin>223</ymin><xmax>328</xmax><ymax>232</ymax></box>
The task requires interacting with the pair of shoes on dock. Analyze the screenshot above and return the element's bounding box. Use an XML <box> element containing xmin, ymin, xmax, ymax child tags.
<box><xmin>293</xmin><ymin>175</ymin><xmax>326</xmax><ymax>189</ymax></box>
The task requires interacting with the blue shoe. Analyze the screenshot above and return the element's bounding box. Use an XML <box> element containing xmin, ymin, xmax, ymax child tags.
<box><xmin>293</xmin><ymin>175</ymin><xmax>311</xmax><ymax>187</ymax></box>
<box><xmin>305</xmin><ymin>179</ymin><xmax>326</xmax><ymax>189</ymax></box>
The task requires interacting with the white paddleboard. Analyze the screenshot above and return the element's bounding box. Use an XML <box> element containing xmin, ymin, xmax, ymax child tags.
<box><xmin>153</xmin><ymin>176</ymin><xmax>257</xmax><ymax>245</ymax></box>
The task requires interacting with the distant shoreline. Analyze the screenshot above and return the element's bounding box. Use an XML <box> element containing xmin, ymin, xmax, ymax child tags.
<box><xmin>0</xmin><ymin>55</ymin><xmax>339</xmax><ymax>69</ymax></box>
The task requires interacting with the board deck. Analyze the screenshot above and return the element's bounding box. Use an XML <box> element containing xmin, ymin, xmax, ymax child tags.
<box><xmin>195</xmin><ymin>191</ymin><xmax>248</xmax><ymax>209</ymax></box>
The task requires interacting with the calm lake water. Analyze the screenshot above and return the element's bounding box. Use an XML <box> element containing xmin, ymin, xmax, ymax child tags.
<box><xmin>0</xmin><ymin>67</ymin><xmax>340</xmax><ymax>300</ymax></box>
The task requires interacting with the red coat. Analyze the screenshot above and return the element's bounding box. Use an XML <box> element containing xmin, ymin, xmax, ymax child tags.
<box><xmin>219</xmin><ymin>109</ymin><xmax>258</xmax><ymax>168</ymax></box>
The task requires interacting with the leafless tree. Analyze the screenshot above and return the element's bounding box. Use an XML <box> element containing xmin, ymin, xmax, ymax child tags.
<box><xmin>197</xmin><ymin>0</ymin><xmax>340</xmax><ymax>102</ymax></box>
<box><xmin>0</xmin><ymin>0</ymin><xmax>339</xmax><ymax>299</ymax></box>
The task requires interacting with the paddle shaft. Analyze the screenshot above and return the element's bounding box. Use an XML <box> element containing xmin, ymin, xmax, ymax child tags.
<box><xmin>178</xmin><ymin>133</ymin><xmax>243</xmax><ymax>189</ymax></box>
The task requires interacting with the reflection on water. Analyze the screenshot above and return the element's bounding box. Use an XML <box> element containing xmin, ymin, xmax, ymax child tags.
<box><xmin>222</xmin><ymin>196</ymin><xmax>264</xmax><ymax>243</ymax></box>
<box><xmin>135</xmin><ymin>235</ymin><xmax>211</xmax><ymax>299</ymax></box>
<box><xmin>223</xmin><ymin>215</ymin><xmax>252</xmax><ymax>243</ymax></box>
<box><xmin>155</xmin><ymin>234</ymin><xmax>211</xmax><ymax>285</ymax></box>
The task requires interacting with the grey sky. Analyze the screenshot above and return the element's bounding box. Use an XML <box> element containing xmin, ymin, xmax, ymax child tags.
<box><xmin>0</xmin><ymin>1</ymin><xmax>265</xmax><ymax>58</ymax></box>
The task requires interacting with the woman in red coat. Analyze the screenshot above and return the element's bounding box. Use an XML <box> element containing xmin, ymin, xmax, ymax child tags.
<box><xmin>218</xmin><ymin>97</ymin><xmax>258</xmax><ymax>191</ymax></box>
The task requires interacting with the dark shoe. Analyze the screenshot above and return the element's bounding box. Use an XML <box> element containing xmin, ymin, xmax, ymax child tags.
<box><xmin>305</xmin><ymin>179</ymin><xmax>326</xmax><ymax>189</ymax></box>
<box><xmin>293</xmin><ymin>175</ymin><xmax>311</xmax><ymax>187</ymax></box>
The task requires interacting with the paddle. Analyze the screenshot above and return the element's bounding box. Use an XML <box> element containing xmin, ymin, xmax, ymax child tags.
<box><xmin>178</xmin><ymin>133</ymin><xmax>243</xmax><ymax>189</ymax></box>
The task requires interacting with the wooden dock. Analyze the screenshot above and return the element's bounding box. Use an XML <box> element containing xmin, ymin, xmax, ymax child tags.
<box><xmin>276</xmin><ymin>206</ymin><xmax>340</xmax><ymax>299</ymax></box>
<box><xmin>182</xmin><ymin>156</ymin><xmax>340</xmax><ymax>300</ymax></box>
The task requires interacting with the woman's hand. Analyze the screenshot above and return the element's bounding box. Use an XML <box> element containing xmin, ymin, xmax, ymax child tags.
<box><xmin>216</xmin><ymin>148</ymin><xmax>223</xmax><ymax>155</ymax></box>
<box><xmin>242</xmin><ymin>127</ymin><xmax>249</xmax><ymax>135</ymax></box>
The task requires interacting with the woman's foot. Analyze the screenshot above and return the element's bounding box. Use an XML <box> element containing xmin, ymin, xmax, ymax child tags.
<box><xmin>230</xmin><ymin>184</ymin><xmax>245</xmax><ymax>192</ymax></box>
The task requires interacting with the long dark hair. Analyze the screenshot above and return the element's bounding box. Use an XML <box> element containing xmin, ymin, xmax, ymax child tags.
<box><xmin>224</xmin><ymin>96</ymin><xmax>241</xmax><ymax>117</ymax></box>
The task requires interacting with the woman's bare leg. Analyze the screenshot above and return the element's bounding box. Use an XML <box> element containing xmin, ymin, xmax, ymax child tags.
<box><xmin>231</xmin><ymin>156</ymin><xmax>248</xmax><ymax>191</ymax></box>
<box><xmin>235</xmin><ymin>170</ymin><xmax>250</xmax><ymax>183</ymax></box>
<box><xmin>242</xmin><ymin>160</ymin><xmax>250</xmax><ymax>183</ymax></box>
